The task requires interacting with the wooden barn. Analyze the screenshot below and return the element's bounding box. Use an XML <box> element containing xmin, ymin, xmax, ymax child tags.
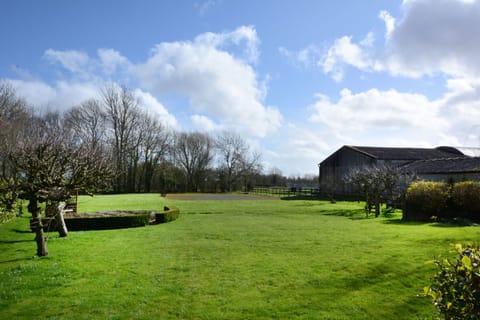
<box><xmin>318</xmin><ymin>145</ymin><xmax>470</xmax><ymax>196</ymax></box>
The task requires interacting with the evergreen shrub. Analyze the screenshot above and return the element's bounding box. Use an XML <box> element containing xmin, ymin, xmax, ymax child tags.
<box><xmin>404</xmin><ymin>181</ymin><xmax>450</xmax><ymax>221</ymax></box>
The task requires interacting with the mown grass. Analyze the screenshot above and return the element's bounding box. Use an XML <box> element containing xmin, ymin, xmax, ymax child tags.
<box><xmin>1</xmin><ymin>194</ymin><xmax>479</xmax><ymax>319</ymax></box>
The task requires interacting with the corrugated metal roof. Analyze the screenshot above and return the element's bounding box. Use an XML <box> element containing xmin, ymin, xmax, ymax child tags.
<box><xmin>347</xmin><ymin>146</ymin><xmax>464</xmax><ymax>160</ymax></box>
<box><xmin>400</xmin><ymin>157</ymin><xmax>480</xmax><ymax>174</ymax></box>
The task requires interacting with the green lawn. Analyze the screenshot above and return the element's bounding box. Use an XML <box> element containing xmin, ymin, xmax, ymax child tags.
<box><xmin>1</xmin><ymin>194</ymin><xmax>479</xmax><ymax>319</ymax></box>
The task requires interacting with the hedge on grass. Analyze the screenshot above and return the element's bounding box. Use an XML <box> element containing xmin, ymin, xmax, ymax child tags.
<box><xmin>154</xmin><ymin>206</ymin><xmax>180</xmax><ymax>224</ymax></box>
<box><xmin>451</xmin><ymin>181</ymin><xmax>480</xmax><ymax>220</ymax></box>
<box><xmin>404</xmin><ymin>181</ymin><xmax>480</xmax><ymax>222</ymax></box>
<box><xmin>425</xmin><ymin>243</ymin><xmax>480</xmax><ymax>319</ymax></box>
<box><xmin>64</xmin><ymin>213</ymin><xmax>151</xmax><ymax>231</ymax></box>
<box><xmin>404</xmin><ymin>181</ymin><xmax>450</xmax><ymax>221</ymax></box>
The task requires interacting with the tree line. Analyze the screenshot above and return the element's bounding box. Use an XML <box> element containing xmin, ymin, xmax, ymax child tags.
<box><xmin>0</xmin><ymin>82</ymin><xmax>267</xmax><ymax>196</ymax></box>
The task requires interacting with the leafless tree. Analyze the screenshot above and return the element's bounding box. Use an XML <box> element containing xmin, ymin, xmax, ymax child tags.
<box><xmin>138</xmin><ymin>112</ymin><xmax>171</xmax><ymax>192</ymax></box>
<box><xmin>102</xmin><ymin>84</ymin><xmax>140</xmax><ymax>192</ymax></box>
<box><xmin>10</xmin><ymin>111</ymin><xmax>114</xmax><ymax>256</ymax></box>
<box><xmin>174</xmin><ymin>132</ymin><xmax>213</xmax><ymax>192</ymax></box>
<box><xmin>215</xmin><ymin>131</ymin><xmax>261</xmax><ymax>192</ymax></box>
<box><xmin>64</xmin><ymin>99</ymin><xmax>107</xmax><ymax>150</ymax></box>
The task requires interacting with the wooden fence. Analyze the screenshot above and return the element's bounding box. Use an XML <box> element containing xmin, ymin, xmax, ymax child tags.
<box><xmin>251</xmin><ymin>187</ymin><xmax>320</xmax><ymax>198</ymax></box>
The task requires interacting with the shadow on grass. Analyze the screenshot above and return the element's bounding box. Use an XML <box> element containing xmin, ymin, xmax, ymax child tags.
<box><xmin>0</xmin><ymin>257</ymin><xmax>33</xmax><ymax>264</ymax></box>
<box><xmin>0</xmin><ymin>238</ymin><xmax>33</xmax><ymax>244</ymax></box>
<box><xmin>383</xmin><ymin>219</ymin><xmax>475</xmax><ymax>228</ymax></box>
<box><xmin>12</xmin><ymin>229</ymin><xmax>31</xmax><ymax>234</ymax></box>
<box><xmin>322</xmin><ymin>208</ymin><xmax>369</xmax><ymax>220</ymax></box>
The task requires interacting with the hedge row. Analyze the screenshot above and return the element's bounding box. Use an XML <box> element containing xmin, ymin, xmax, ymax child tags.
<box><xmin>39</xmin><ymin>206</ymin><xmax>180</xmax><ymax>231</ymax></box>
<box><xmin>153</xmin><ymin>206</ymin><xmax>180</xmax><ymax>224</ymax></box>
<box><xmin>404</xmin><ymin>181</ymin><xmax>480</xmax><ymax>222</ymax></box>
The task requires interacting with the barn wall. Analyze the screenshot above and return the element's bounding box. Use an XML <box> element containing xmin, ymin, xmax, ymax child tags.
<box><xmin>319</xmin><ymin>147</ymin><xmax>376</xmax><ymax>195</ymax></box>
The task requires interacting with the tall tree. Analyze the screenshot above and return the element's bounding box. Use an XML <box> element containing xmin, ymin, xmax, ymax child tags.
<box><xmin>174</xmin><ymin>132</ymin><xmax>213</xmax><ymax>192</ymax></box>
<box><xmin>102</xmin><ymin>85</ymin><xmax>139</xmax><ymax>192</ymax></box>
<box><xmin>64</xmin><ymin>99</ymin><xmax>107</xmax><ymax>150</ymax></box>
<box><xmin>138</xmin><ymin>112</ymin><xmax>171</xmax><ymax>192</ymax></box>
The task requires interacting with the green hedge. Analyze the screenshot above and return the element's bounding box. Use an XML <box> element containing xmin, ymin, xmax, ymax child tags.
<box><xmin>39</xmin><ymin>207</ymin><xmax>180</xmax><ymax>232</ymax></box>
<box><xmin>404</xmin><ymin>181</ymin><xmax>480</xmax><ymax>222</ymax></box>
<box><xmin>153</xmin><ymin>206</ymin><xmax>180</xmax><ymax>224</ymax></box>
<box><xmin>65</xmin><ymin>213</ymin><xmax>151</xmax><ymax>231</ymax></box>
<box><xmin>404</xmin><ymin>181</ymin><xmax>450</xmax><ymax>221</ymax></box>
<box><xmin>451</xmin><ymin>182</ymin><xmax>480</xmax><ymax>220</ymax></box>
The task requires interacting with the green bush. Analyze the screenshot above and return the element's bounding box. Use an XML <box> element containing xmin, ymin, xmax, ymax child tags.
<box><xmin>404</xmin><ymin>181</ymin><xmax>450</xmax><ymax>221</ymax></box>
<box><xmin>451</xmin><ymin>181</ymin><xmax>480</xmax><ymax>220</ymax></box>
<box><xmin>0</xmin><ymin>179</ymin><xmax>21</xmax><ymax>224</ymax></box>
<box><xmin>425</xmin><ymin>243</ymin><xmax>480</xmax><ymax>319</ymax></box>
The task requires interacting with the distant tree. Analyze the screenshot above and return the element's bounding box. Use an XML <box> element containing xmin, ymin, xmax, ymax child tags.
<box><xmin>64</xmin><ymin>99</ymin><xmax>107</xmax><ymax>150</ymax></box>
<box><xmin>102</xmin><ymin>84</ymin><xmax>140</xmax><ymax>193</ymax></box>
<box><xmin>174</xmin><ymin>132</ymin><xmax>213</xmax><ymax>192</ymax></box>
<box><xmin>215</xmin><ymin>131</ymin><xmax>261</xmax><ymax>192</ymax></box>
<box><xmin>137</xmin><ymin>112</ymin><xmax>171</xmax><ymax>192</ymax></box>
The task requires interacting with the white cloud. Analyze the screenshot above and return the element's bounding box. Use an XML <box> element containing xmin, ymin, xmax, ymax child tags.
<box><xmin>195</xmin><ymin>25</ymin><xmax>260</xmax><ymax>63</ymax></box>
<box><xmin>8</xmin><ymin>79</ymin><xmax>98</xmax><ymax>111</ymax></box>
<box><xmin>190</xmin><ymin>114</ymin><xmax>219</xmax><ymax>132</ymax></box>
<box><xmin>97</xmin><ymin>49</ymin><xmax>131</xmax><ymax>75</ymax></box>
<box><xmin>134</xmin><ymin>26</ymin><xmax>281</xmax><ymax>138</ymax></box>
<box><xmin>43</xmin><ymin>49</ymin><xmax>90</xmax><ymax>74</ymax></box>
<box><xmin>309</xmin><ymin>87</ymin><xmax>452</xmax><ymax>146</ymax></box>
<box><xmin>134</xmin><ymin>89</ymin><xmax>178</xmax><ymax>128</ymax></box>
<box><xmin>383</xmin><ymin>0</ymin><xmax>480</xmax><ymax>78</ymax></box>
<box><xmin>378</xmin><ymin>11</ymin><xmax>395</xmax><ymax>41</ymax></box>
<box><xmin>321</xmin><ymin>36</ymin><xmax>374</xmax><ymax>82</ymax></box>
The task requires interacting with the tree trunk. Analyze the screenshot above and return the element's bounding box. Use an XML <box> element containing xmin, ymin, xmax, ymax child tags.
<box><xmin>55</xmin><ymin>203</ymin><xmax>68</xmax><ymax>238</ymax></box>
<box><xmin>28</xmin><ymin>196</ymin><xmax>48</xmax><ymax>256</ymax></box>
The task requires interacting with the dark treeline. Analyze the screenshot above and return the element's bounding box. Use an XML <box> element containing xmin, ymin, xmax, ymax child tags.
<box><xmin>0</xmin><ymin>82</ymin><xmax>316</xmax><ymax>194</ymax></box>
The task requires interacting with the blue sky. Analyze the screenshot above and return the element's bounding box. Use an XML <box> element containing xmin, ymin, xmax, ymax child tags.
<box><xmin>2</xmin><ymin>0</ymin><xmax>480</xmax><ymax>175</ymax></box>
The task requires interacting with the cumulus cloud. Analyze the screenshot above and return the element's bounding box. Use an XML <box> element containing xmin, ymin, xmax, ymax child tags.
<box><xmin>320</xmin><ymin>35</ymin><xmax>376</xmax><ymax>82</ymax></box>
<box><xmin>194</xmin><ymin>25</ymin><xmax>260</xmax><ymax>63</ymax></box>
<box><xmin>308</xmin><ymin>87</ymin><xmax>454</xmax><ymax>146</ymax></box>
<box><xmin>384</xmin><ymin>0</ymin><xmax>480</xmax><ymax>78</ymax></box>
<box><xmin>8</xmin><ymin>79</ymin><xmax>98</xmax><ymax>110</ymax></box>
<box><xmin>43</xmin><ymin>49</ymin><xmax>90</xmax><ymax>74</ymax></box>
<box><xmin>97</xmin><ymin>49</ymin><xmax>131</xmax><ymax>75</ymax></box>
<box><xmin>133</xmin><ymin>89</ymin><xmax>178</xmax><ymax>128</ymax></box>
<box><xmin>134</xmin><ymin>26</ymin><xmax>281</xmax><ymax>137</ymax></box>
<box><xmin>190</xmin><ymin>114</ymin><xmax>219</xmax><ymax>132</ymax></box>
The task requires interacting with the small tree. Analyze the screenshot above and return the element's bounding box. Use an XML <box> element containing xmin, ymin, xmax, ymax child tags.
<box><xmin>344</xmin><ymin>164</ymin><xmax>407</xmax><ymax>217</ymax></box>
<box><xmin>10</xmin><ymin>111</ymin><xmax>114</xmax><ymax>256</ymax></box>
<box><xmin>425</xmin><ymin>243</ymin><xmax>480</xmax><ymax>319</ymax></box>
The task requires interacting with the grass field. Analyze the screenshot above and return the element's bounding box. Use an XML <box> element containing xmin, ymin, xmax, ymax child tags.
<box><xmin>1</xmin><ymin>194</ymin><xmax>479</xmax><ymax>319</ymax></box>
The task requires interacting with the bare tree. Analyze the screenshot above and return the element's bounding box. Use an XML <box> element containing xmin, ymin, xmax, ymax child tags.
<box><xmin>138</xmin><ymin>112</ymin><xmax>171</xmax><ymax>192</ymax></box>
<box><xmin>102</xmin><ymin>85</ymin><xmax>140</xmax><ymax>192</ymax></box>
<box><xmin>64</xmin><ymin>99</ymin><xmax>107</xmax><ymax>150</ymax></box>
<box><xmin>174</xmin><ymin>132</ymin><xmax>213</xmax><ymax>192</ymax></box>
<box><xmin>10</xmin><ymin>111</ymin><xmax>114</xmax><ymax>256</ymax></box>
<box><xmin>215</xmin><ymin>131</ymin><xmax>261</xmax><ymax>192</ymax></box>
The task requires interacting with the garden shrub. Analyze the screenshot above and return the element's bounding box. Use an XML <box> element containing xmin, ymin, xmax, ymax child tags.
<box><xmin>63</xmin><ymin>212</ymin><xmax>151</xmax><ymax>231</ymax></box>
<box><xmin>404</xmin><ymin>181</ymin><xmax>450</xmax><ymax>221</ymax></box>
<box><xmin>425</xmin><ymin>243</ymin><xmax>480</xmax><ymax>319</ymax></box>
<box><xmin>451</xmin><ymin>181</ymin><xmax>480</xmax><ymax>221</ymax></box>
<box><xmin>154</xmin><ymin>206</ymin><xmax>180</xmax><ymax>224</ymax></box>
<box><xmin>0</xmin><ymin>179</ymin><xmax>21</xmax><ymax>224</ymax></box>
